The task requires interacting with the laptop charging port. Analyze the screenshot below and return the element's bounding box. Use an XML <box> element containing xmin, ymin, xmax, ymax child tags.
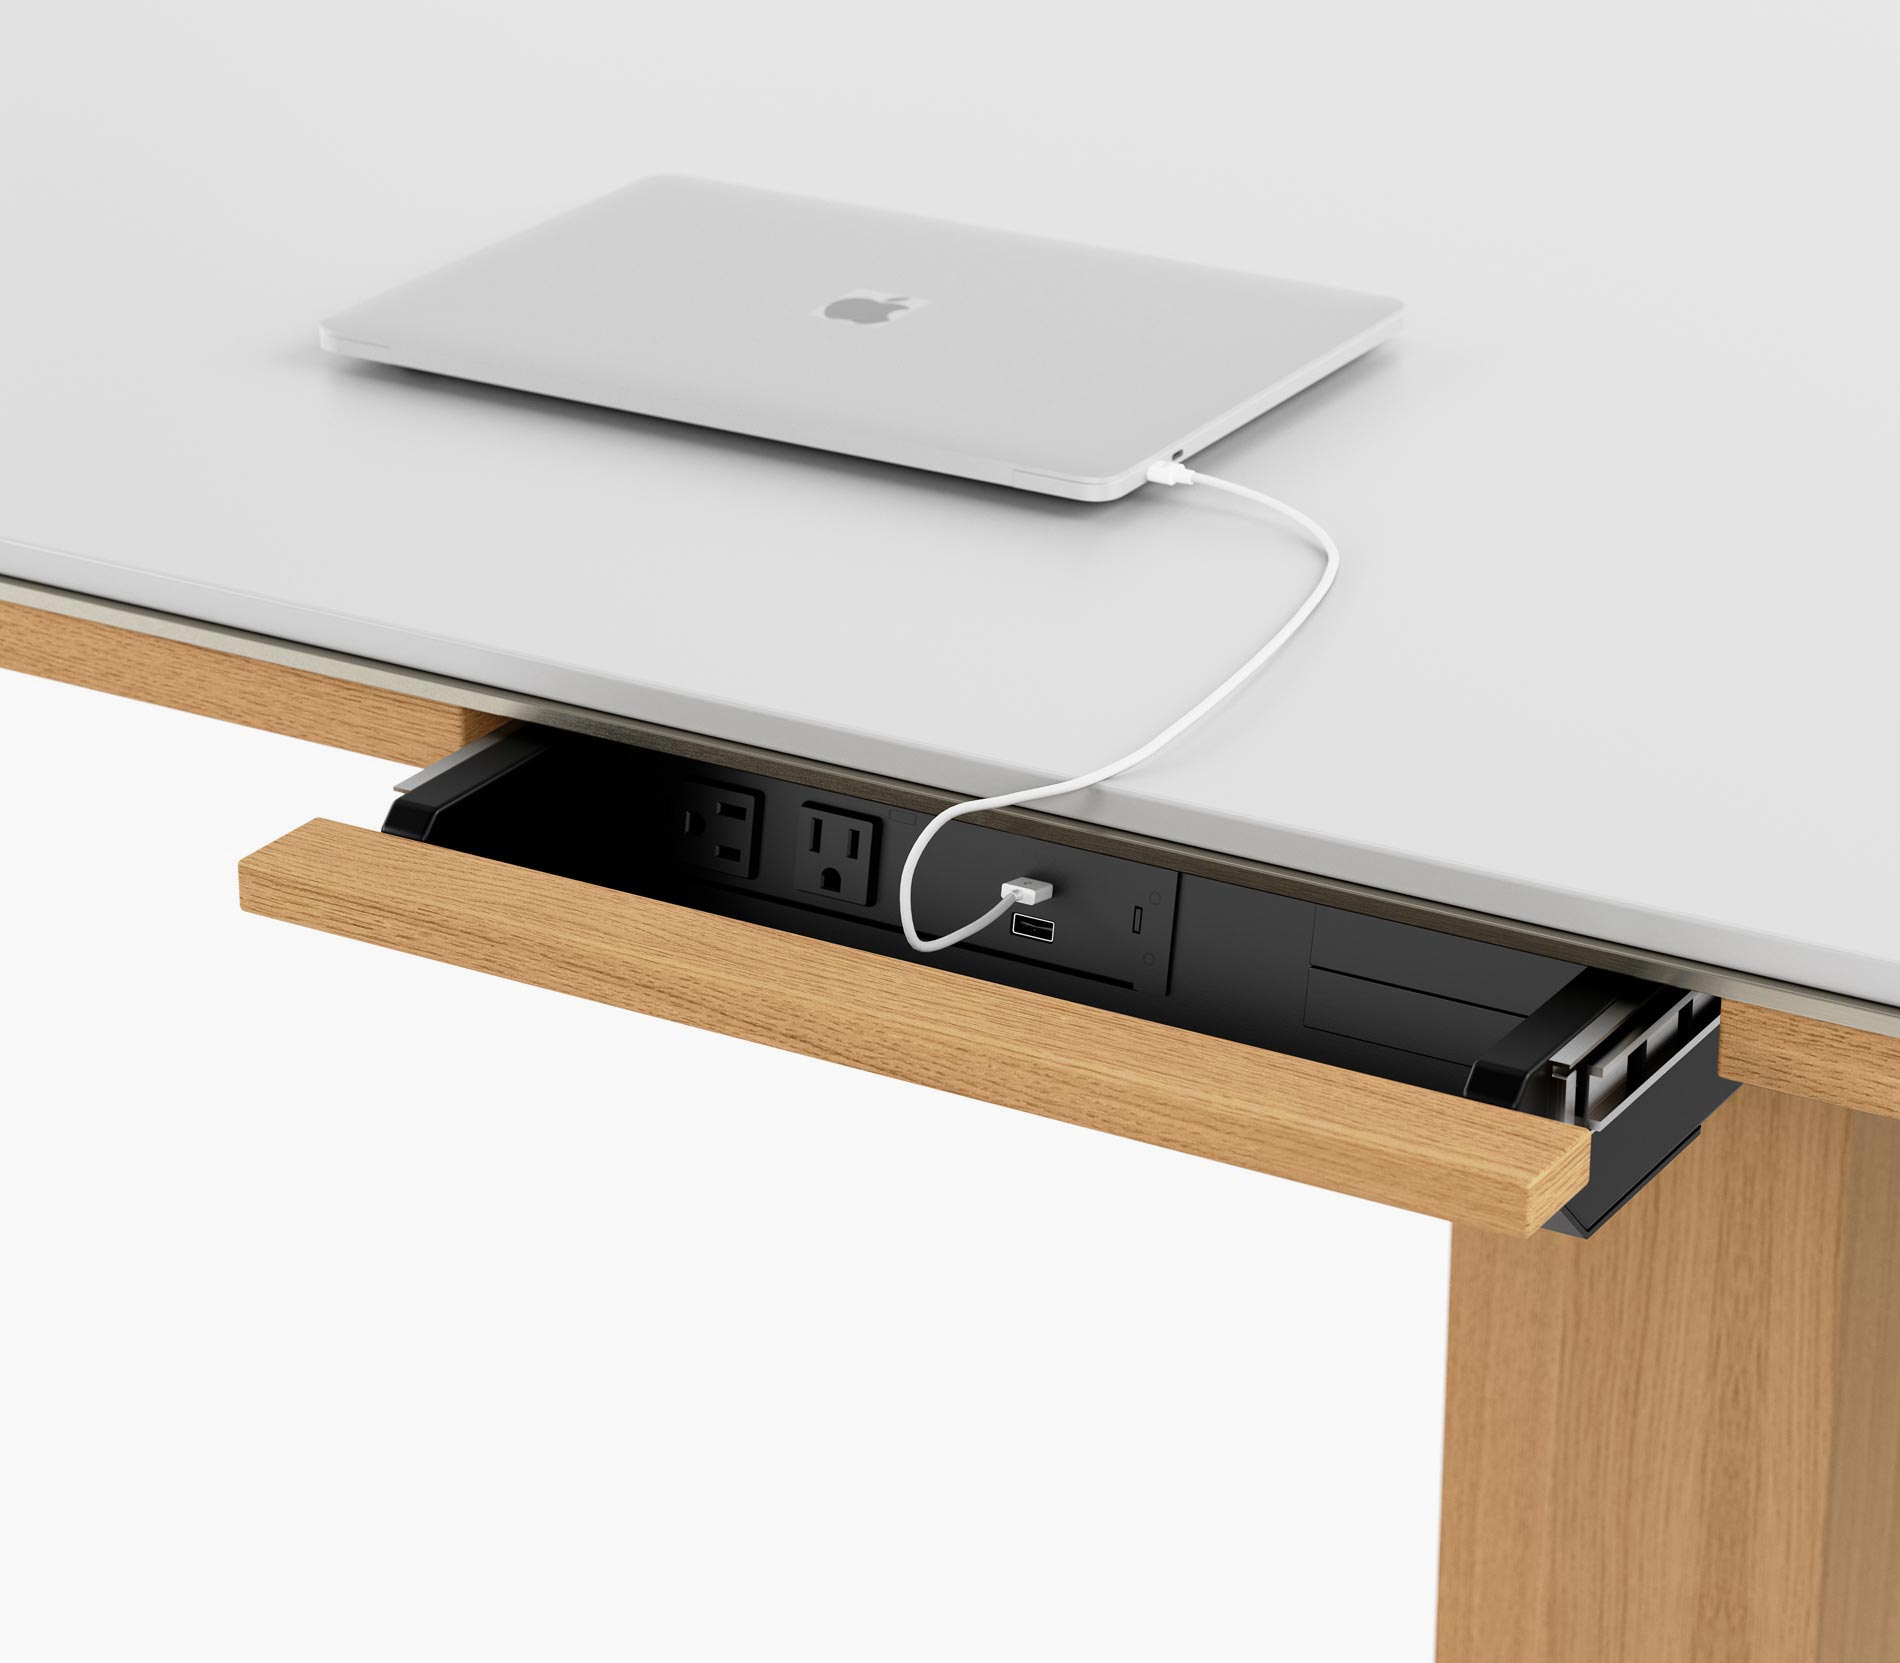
<box><xmin>1011</xmin><ymin>913</ymin><xmax>1055</xmax><ymax>943</ymax></box>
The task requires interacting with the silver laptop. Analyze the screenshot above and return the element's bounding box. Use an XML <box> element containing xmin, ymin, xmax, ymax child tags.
<box><xmin>320</xmin><ymin>176</ymin><xmax>1402</xmax><ymax>502</ymax></box>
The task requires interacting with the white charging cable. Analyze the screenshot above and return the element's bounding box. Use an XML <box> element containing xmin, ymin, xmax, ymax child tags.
<box><xmin>898</xmin><ymin>461</ymin><xmax>1342</xmax><ymax>953</ymax></box>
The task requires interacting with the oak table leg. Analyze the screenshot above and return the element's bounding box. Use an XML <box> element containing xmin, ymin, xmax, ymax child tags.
<box><xmin>1436</xmin><ymin>1086</ymin><xmax>1900</xmax><ymax>1662</ymax></box>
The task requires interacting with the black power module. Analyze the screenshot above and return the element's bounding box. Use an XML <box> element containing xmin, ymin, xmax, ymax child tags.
<box><xmin>385</xmin><ymin>725</ymin><xmax>1737</xmax><ymax>1237</ymax></box>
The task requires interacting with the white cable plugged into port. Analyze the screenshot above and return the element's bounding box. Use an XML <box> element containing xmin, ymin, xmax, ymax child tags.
<box><xmin>898</xmin><ymin>461</ymin><xmax>1342</xmax><ymax>953</ymax></box>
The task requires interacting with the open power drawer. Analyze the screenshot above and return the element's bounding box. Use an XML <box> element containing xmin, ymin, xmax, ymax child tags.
<box><xmin>354</xmin><ymin>724</ymin><xmax>1737</xmax><ymax>1237</ymax></box>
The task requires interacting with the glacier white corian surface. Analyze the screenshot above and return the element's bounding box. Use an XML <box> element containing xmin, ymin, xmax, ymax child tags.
<box><xmin>2</xmin><ymin>2</ymin><xmax>1895</xmax><ymax>1004</ymax></box>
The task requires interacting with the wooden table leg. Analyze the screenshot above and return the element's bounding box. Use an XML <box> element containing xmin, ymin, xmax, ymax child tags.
<box><xmin>1436</xmin><ymin>1085</ymin><xmax>1900</xmax><ymax>1662</ymax></box>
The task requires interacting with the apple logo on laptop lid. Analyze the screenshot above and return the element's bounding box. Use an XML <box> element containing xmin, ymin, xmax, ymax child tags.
<box><xmin>816</xmin><ymin>291</ymin><xmax>926</xmax><ymax>325</ymax></box>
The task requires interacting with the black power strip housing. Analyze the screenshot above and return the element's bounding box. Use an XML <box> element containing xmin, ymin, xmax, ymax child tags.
<box><xmin>385</xmin><ymin>726</ymin><xmax>1737</xmax><ymax>1236</ymax></box>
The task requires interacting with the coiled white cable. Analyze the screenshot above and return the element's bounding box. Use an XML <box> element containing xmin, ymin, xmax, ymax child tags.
<box><xmin>898</xmin><ymin>461</ymin><xmax>1341</xmax><ymax>953</ymax></box>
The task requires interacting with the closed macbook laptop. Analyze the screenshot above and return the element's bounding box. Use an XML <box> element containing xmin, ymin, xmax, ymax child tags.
<box><xmin>320</xmin><ymin>175</ymin><xmax>1402</xmax><ymax>502</ymax></box>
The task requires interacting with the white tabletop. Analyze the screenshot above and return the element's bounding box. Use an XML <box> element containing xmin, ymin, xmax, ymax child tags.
<box><xmin>4</xmin><ymin>3</ymin><xmax>1897</xmax><ymax>1007</ymax></box>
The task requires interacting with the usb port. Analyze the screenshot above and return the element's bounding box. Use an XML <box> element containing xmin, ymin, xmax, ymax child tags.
<box><xmin>1011</xmin><ymin>913</ymin><xmax>1055</xmax><ymax>943</ymax></box>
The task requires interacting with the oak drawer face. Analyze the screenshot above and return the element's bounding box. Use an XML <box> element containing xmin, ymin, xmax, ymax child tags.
<box><xmin>241</xmin><ymin>726</ymin><xmax>1737</xmax><ymax>1237</ymax></box>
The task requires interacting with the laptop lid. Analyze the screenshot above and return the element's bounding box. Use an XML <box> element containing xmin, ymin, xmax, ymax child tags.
<box><xmin>320</xmin><ymin>176</ymin><xmax>1402</xmax><ymax>502</ymax></box>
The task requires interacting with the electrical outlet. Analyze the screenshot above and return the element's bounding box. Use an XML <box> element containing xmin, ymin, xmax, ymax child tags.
<box><xmin>795</xmin><ymin>803</ymin><xmax>879</xmax><ymax>906</ymax></box>
<box><xmin>677</xmin><ymin>781</ymin><xmax>762</xmax><ymax>878</ymax></box>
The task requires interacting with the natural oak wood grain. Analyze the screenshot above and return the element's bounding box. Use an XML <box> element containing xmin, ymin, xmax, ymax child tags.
<box><xmin>1817</xmin><ymin>1111</ymin><xmax>1900</xmax><ymax>1663</ymax></box>
<box><xmin>1724</xmin><ymin>1001</ymin><xmax>1900</xmax><ymax>1123</ymax></box>
<box><xmin>0</xmin><ymin>598</ymin><xmax>502</xmax><ymax>765</ymax></box>
<box><xmin>237</xmin><ymin>818</ymin><xmax>1591</xmax><ymax>1235</ymax></box>
<box><xmin>1437</xmin><ymin>1087</ymin><xmax>1900</xmax><ymax>1663</ymax></box>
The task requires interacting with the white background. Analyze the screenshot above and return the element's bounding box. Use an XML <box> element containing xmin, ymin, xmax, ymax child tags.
<box><xmin>0</xmin><ymin>670</ymin><xmax>1450</xmax><ymax>1660</ymax></box>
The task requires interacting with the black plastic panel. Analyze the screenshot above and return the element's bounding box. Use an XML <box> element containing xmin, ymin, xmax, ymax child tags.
<box><xmin>1305</xmin><ymin>968</ymin><xmax>1525</xmax><ymax>1066</ymax></box>
<box><xmin>1311</xmin><ymin>909</ymin><xmax>1584</xmax><ymax>1015</ymax></box>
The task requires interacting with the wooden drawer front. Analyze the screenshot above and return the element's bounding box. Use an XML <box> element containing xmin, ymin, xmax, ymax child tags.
<box><xmin>238</xmin><ymin>820</ymin><xmax>1590</xmax><ymax>1237</ymax></box>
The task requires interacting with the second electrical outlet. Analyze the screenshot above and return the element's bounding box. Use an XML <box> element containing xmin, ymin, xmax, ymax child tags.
<box><xmin>795</xmin><ymin>803</ymin><xmax>880</xmax><ymax>906</ymax></box>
